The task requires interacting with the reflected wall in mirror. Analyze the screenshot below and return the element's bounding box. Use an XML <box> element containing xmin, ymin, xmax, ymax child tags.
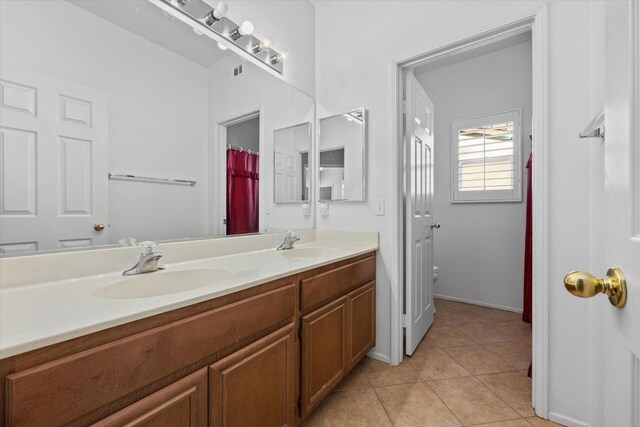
<box><xmin>0</xmin><ymin>0</ymin><xmax>314</xmax><ymax>256</ymax></box>
<box><xmin>273</xmin><ymin>123</ymin><xmax>311</xmax><ymax>203</ymax></box>
<box><xmin>318</xmin><ymin>108</ymin><xmax>366</xmax><ymax>202</ymax></box>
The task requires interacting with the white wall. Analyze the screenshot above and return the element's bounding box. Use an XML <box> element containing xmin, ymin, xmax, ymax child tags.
<box><xmin>207</xmin><ymin>55</ymin><xmax>315</xmax><ymax>235</ymax></box>
<box><xmin>227</xmin><ymin>117</ymin><xmax>260</xmax><ymax>153</ymax></box>
<box><xmin>0</xmin><ymin>1</ymin><xmax>209</xmax><ymax>244</ymax></box>
<box><xmin>314</xmin><ymin>1</ymin><xmax>596</xmax><ymax>423</ymax></box>
<box><xmin>415</xmin><ymin>40</ymin><xmax>532</xmax><ymax>311</ymax></box>
<box><xmin>223</xmin><ymin>0</ymin><xmax>316</xmax><ymax>96</ymax></box>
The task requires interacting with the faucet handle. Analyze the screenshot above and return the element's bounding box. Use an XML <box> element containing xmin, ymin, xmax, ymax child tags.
<box><xmin>140</xmin><ymin>241</ymin><xmax>158</xmax><ymax>255</ymax></box>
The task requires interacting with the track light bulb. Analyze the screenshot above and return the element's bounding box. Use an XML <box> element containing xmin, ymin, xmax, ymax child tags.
<box><xmin>203</xmin><ymin>2</ymin><xmax>228</xmax><ymax>26</ymax></box>
<box><xmin>270</xmin><ymin>48</ymin><xmax>289</xmax><ymax>64</ymax></box>
<box><xmin>253</xmin><ymin>36</ymin><xmax>273</xmax><ymax>53</ymax></box>
<box><xmin>230</xmin><ymin>21</ymin><xmax>254</xmax><ymax>40</ymax></box>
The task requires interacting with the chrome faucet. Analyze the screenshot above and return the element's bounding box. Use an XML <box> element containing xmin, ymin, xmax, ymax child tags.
<box><xmin>122</xmin><ymin>241</ymin><xmax>166</xmax><ymax>276</ymax></box>
<box><xmin>277</xmin><ymin>230</ymin><xmax>300</xmax><ymax>251</ymax></box>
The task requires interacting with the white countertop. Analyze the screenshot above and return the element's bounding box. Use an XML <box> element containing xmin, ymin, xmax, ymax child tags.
<box><xmin>0</xmin><ymin>231</ymin><xmax>378</xmax><ymax>359</ymax></box>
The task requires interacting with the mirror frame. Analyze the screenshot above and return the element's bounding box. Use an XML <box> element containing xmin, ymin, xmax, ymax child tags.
<box><xmin>272</xmin><ymin>121</ymin><xmax>313</xmax><ymax>204</ymax></box>
<box><xmin>317</xmin><ymin>107</ymin><xmax>366</xmax><ymax>202</ymax></box>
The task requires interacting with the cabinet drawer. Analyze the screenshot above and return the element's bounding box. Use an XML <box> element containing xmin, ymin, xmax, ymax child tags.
<box><xmin>92</xmin><ymin>368</ymin><xmax>208</xmax><ymax>427</ymax></box>
<box><xmin>6</xmin><ymin>284</ymin><xmax>295</xmax><ymax>427</ymax></box>
<box><xmin>300</xmin><ymin>256</ymin><xmax>375</xmax><ymax>312</ymax></box>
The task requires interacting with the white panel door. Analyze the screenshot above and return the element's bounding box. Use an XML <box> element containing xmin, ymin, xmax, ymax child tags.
<box><xmin>405</xmin><ymin>71</ymin><xmax>436</xmax><ymax>355</ymax></box>
<box><xmin>0</xmin><ymin>67</ymin><xmax>109</xmax><ymax>253</ymax></box>
<box><xmin>274</xmin><ymin>145</ymin><xmax>301</xmax><ymax>201</ymax></box>
<box><xmin>601</xmin><ymin>2</ymin><xmax>640</xmax><ymax>424</ymax></box>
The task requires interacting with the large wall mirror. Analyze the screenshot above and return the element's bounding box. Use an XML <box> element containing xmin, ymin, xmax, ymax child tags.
<box><xmin>0</xmin><ymin>0</ymin><xmax>314</xmax><ymax>256</ymax></box>
<box><xmin>318</xmin><ymin>108</ymin><xmax>366</xmax><ymax>202</ymax></box>
<box><xmin>273</xmin><ymin>123</ymin><xmax>312</xmax><ymax>203</ymax></box>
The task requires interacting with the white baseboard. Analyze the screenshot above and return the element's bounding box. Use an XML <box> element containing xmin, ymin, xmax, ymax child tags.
<box><xmin>367</xmin><ymin>351</ymin><xmax>392</xmax><ymax>365</ymax></box>
<box><xmin>434</xmin><ymin>294</ymin><xmax>523</xmax><ymax>314</ymax></box>
<box><xmin>547</xmin><ymin>411</ymin><xmax>588</xmax><ymax>427</ymax></box>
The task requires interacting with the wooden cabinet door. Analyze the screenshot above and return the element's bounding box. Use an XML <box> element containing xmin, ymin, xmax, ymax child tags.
<box><xmin>209</xmin><ymin>324</ymin><xmax>296</xmax><ymax>427</ymax></box>
<box><xmin>93</xmin><ymin>368</ymin><xmax>208</xmax><ymax>427</ymax></box>
<box><xmin>348</xmin><ymin>282</ymin><xmax>376</xmax><ymax>368</ymax></box>
<box><xmin>300</xmin><ymin>296</ymin><xmax>348</xmax><ymax>416</ymax></box>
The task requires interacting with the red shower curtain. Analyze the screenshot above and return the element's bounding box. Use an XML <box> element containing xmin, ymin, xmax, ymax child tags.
<box><xmin>523</xmin><ymin>153</ymin><xmax>533</xmax><ymax>324</ymax></box>
<box><xmin>226</xmin><ymin>148</ymin><xmax>259</xmax><ymax>235</ymax></box>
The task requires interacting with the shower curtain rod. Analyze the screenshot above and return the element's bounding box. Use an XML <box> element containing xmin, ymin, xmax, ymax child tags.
<box><xmin>227</xmin><ymin>145</ymin><xmax>259</xmax><ymax>156</ymax></box>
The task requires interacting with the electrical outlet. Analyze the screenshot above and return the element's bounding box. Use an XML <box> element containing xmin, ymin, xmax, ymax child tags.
<box><xmin>302</xmin><ymin>203</ymin><xmax>311</xmax><ymax>216</ymax></box>
<box><xmin>375</xmin><ymin>199</ymin><xmax>385</xmax><ymax>216</ymax></box>
<box><xmin>319</xmin><ymin>202</ymin><xmax>330</xmax><ymax>216</ymax></box>
<box><xmin>265</xmin><ymin>204</ymin><xmax>272</xmax><ymax>215</ymax></box>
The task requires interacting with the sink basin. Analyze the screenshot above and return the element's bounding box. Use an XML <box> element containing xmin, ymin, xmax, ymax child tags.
<box><xmin>279</xmin><ymin>247</ymin><xmax>334</xmax><ymax>258</ymax></box>
<box><xmin>94</xmin><ymin>268</ymin><xmax>232</xmax><ymax>299</ymax></box>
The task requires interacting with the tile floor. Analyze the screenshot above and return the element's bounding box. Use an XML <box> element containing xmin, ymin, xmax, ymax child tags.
<box><xmin>302</xmin><ymin>298</ymin><xmax>564</xmax><ymax>427</ymax></box>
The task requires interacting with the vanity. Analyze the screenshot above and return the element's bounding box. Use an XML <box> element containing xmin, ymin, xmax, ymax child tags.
<box><xmin>0</xmin><ymin>0</ymin><xmax>375</xmax><ymax>425</ymax></box>
<box><xmin>0</xmin><ymin>231</ymin><xmax>377</xmax><ymax>426</ymax></box>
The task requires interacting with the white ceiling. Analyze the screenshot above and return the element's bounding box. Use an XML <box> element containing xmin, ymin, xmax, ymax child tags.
<box><xmin>68</xmin><ymin>0</ymin><xmax>229</xmax><ymax>67</ymax></box>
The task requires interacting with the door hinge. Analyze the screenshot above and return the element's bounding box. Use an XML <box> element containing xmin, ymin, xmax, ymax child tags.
<box><xmin>402</xmin><ymin>314</ymin><xmax>408</xmax><ymax>328</ymax></box>
<box><xmin>401</xmin><ymin>101</ymin><xmax>407</xmax><ymax>114</ymax></box>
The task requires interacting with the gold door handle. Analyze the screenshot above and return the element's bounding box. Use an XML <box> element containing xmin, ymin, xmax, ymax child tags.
<box><xmin>94</xmin><ymin>223</ymin><xmax>106</xmax><ymax>232</ymax></box>
<box><xmin>564</xmin><ymin>268</ymin><xmax>627</xmax><ymax>308</ymax></box>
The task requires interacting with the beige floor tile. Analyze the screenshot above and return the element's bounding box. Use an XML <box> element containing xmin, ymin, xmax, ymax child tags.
<box><xmin>468</xmin><ymin>420</ymin><xmax>532</xmax><ymax>426</ymax></box>
<box><xmin>426</xmin><ymin>325</ymin><xmax>478</xmax><ymax>348</ymax></box>
<box><xmin>491</xmin><ymin>321</ymin><xmax>532</xmax><ymax>341</ymax></box>
<box><xmin>408</xmin><ymin>346</ymin><xmax>471</xmax><ymax>381</ymax></box>
<box><xmin>375</xmin><ymin>382</ymin><xmax>461</xmax><ymax>427</ymax></box>
<box><xmin>444</xmin><ymin>345</ymin><xmax>518</xmax><ymax>375</ymax></box>
<box><xmin>301</xmin><ymin>407</ymin><xmax>324</xmax><ymax>427</ymax></box>
<box><xmin>465</xmin><ymin>306</ymin><xmax>506</xmax><ymax>323</ymax></box>
<box><xmin>361</xmin><ymin>357</ymin><xmax>421</xmax><ymax>387</ymax></box>
<box><xmin>333</xmin><ymin>363</ymin><xmax>371</xmax><ymax>391</ymax></box>
<box><xmin>483</xmin><ymin>309</ymin><xmax>522</xmax><ymax>323</ymax></box>
<box><xmin>524</xmin><ymin>417</ymin><xmax>565</xmax><ymax>426</ymax></box>
<box><xmin>428</xmin><ymin>377</ymin><xmax>520</xmax><ymax>425</ymax></box>
<box><xmin>482</xmin><ymin>342</ymin><xmax>532</xmax><ymax>371</ymax></box>
<box><xmin>459</xmin><ymin>323</ymin><xmax>512</xmax><ymax>344</ymax></box>
<box><xmin>476</xmin><ymin>372</ymin><xmax>534</xmax><ymax>417</ymax></box>
<box><xmin>320</xmin><ymin>388</ymin><xmax>392</xmax><ymax>426</ymax></box>
<box><xmin>434</xmin><ymin>310</ymin><xmax>482</xmax><ymax>326</ymax></box>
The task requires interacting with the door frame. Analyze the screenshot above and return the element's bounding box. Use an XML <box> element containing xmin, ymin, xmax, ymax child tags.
<box><xmin>212</xmin><ymin>111</ymin><xmax>260</xmax><ymax>236</ymax></box>
<box><xmin>390</xmin><ymin>5</ymin><xmax>550</xmax><ymax>417</ymax></box>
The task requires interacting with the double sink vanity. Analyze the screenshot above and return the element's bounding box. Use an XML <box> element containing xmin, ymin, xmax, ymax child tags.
<box><xmin>0</xmin><ymin>1</ymin><xmax>376</xmax><ymax>425</ymax></box>
<box><xmin>0</xmin><ymin>230</ymin><xmax>378</xmax><ymax>426</ymax></box>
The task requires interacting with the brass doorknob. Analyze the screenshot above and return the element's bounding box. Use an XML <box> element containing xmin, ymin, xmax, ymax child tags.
<box><xmin>564</xmin><ymin>268</ymin><xmax>627</xmax><ymax>308</ymax></box>
<box><xmin>94</xmin><ymin>223</ymin><xmax>106</xmax><ymax>232</ymax></box>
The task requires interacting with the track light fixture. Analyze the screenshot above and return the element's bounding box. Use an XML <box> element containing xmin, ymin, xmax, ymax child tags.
<box><xmin>161</xmin><ymin>0</ymin><xmax>288</xmax><ymax>74</ymax></box>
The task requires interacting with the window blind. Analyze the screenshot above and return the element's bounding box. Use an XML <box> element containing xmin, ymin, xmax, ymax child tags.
<box><xmin>457</xmin><ymin>121</ymin><xmax>514</xmax><ymax>192</ymax></box>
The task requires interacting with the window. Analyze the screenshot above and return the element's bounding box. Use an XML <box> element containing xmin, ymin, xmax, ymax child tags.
<box><xmin>451</xmin><ymin>109</ymin><xmax>522</xmax><ymax>203</ymax></box>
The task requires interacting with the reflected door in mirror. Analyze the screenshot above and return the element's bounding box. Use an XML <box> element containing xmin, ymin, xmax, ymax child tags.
<box><xmin>274</xmin><ymin>123</ymin><xmax>311</xmax><ymax>203</ymax></box>
<box><xmin>0</xmin><ymin>68</ymin><xmax>109</xmax><ymax>254</ymax></box>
